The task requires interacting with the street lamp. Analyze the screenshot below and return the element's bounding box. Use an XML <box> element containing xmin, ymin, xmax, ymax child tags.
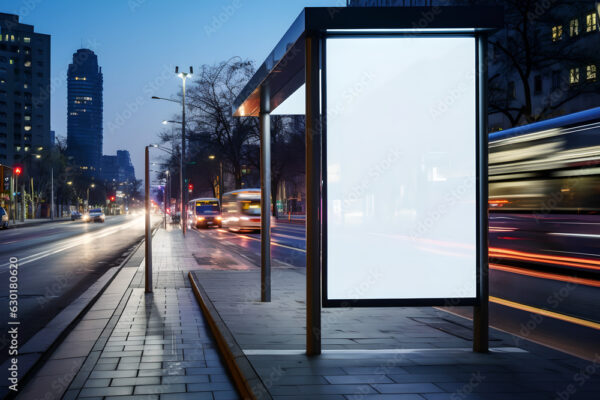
<box><xmin>86</xmin><ymin>183</ymin><xmax>96</xmax><ymax>210</ymax></box>
<box><xmin>151</xmin><ymin>65</ymin><xmax>193</xmax><ymax>236</ymax></box>
<box><xmin>208</xmin><ymin>155</ymin><xmax>224</xmax><ymax>205</ymax></box>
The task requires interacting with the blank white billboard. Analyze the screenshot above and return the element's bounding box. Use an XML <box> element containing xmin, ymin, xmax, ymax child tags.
<box><xmin>326</xmin><ymin>36</ymin><xmax>477</xmax><ymax>302</ymax></box>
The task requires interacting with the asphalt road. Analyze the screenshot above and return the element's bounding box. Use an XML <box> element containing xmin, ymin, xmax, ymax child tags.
<box><xmin>194</xmin><ymin>216</ymin><xmax>599</xmax><ymax>360</ymax></box>
<box><xmin>0</xmin><ymin>214</ymin><xmax>146</xmax><ymax>365</ymax></box>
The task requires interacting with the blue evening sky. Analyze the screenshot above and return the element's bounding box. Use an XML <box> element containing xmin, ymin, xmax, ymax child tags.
<box><xmin>3</xmin><ymin>0</ymin><xmax>342</xmax><ymax>178</ymax></box>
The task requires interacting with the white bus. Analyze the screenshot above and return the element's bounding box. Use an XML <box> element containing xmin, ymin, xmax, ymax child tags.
<box><xmin>221</xmin><ymin>189</ymin><xmax>262</xmax><ymax>232</ymax></box>
<box><xmin>187</xmin><ymin>197</ymin><xmax>221</xmax><ymax>228</ymax></box>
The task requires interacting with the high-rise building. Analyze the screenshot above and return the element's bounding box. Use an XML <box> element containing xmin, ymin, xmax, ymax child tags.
<box><xmin>67</xmin><ymin>48</ymin><xmax>103</xmax><ymax>175</ymax></box>
<box><xmin>101</xmin><ymin>150</ymin><xmax>135</xmax><ymax>183</ymax></box>
<box><xmin>0</xmin><ymin>13</ymin><xmax>51</xmax><ymax>166</ymax></box>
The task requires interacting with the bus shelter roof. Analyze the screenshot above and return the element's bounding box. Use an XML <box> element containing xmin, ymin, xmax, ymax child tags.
<box><xmin>232</xmin><ymin>6</ymin><xmax>503</xmax><ymax>117</ymax></box>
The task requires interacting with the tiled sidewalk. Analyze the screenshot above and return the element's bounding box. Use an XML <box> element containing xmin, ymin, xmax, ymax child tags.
<box><xmin>190</xmin><ymin>267</ymin><xmax>600</xmax><ymax>400</ymax></box>
<box><xmin>18</xmin><ymin>227</ymin><xmax>239</xmax><ymax>400</ymax></box>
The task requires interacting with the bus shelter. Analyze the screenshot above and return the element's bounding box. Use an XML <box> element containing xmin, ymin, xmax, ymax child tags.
<box><xmin>232</xmin><ymin>6</ymin><xmax>502</xmax><ymax>355</ymax></box>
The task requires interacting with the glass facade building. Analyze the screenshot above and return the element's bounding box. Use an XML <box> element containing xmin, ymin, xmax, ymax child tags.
<box><xmin>67</xmin><ymin>48</ymin><xmax>103</xmax><ymax>175</ymax></box>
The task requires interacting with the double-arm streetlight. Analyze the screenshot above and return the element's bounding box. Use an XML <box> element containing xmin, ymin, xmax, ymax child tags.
<box><xmin>151</xmin><ymin>65</ymin><xmax>193</xmax><ymax>236</ymax></box>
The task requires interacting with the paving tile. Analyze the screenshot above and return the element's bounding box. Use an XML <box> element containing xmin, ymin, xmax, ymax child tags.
<box><xmin>79</xmin><ymin>385</ymin><xmax>134</xmax><ymax>397</ymax></box>
<box><xmin>160</xmin><ymin>393</ymin><xmax>214</xmax><ymax>400</ymax></box>
<box><xmin>372</xmin><ymin>383</ymin><xmax>444</xmax><ymax>394</ymax></box>
<box><xmin>111</xmin><ymin>376</ymin><xmax>161</xmax><ymax>386</ymax></box>
<box><xmin>83</xmin><ymin>378</ymin><xmax>111</xmax><ymax>388</ymax></box>
<box><xmin>134</xmin><ymin>383</ymin><xmax>186</xmax><ymax>395</ymax></box>
<box><xmin>325</xmin><ymin>375</ymin><xmax>394</xmax><ymax>384</ymax></box>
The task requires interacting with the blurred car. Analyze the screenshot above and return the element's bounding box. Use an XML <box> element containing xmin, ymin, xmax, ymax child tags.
<box><xmin>0</xmin><ymin>207</ymin><xmax>8</xmax><ymax>229</ymax></box>
<box><xmin>71</xmin><ymin>211</ymin><xmax>82</xmax><ymax>221</ymax></box>
<box><xmin>171</xmin><ymin>212</ymin><xmax>181</xmax><ymax>224</ymax></box>
<box><xmin>84</xmin><ymin>208</ymin><xmax>105</xmax><ymax>223</ymax></box>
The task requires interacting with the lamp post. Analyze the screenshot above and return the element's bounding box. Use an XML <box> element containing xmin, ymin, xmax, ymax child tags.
<box><xmin>86</xmin><ymin>183</ymin><xmax>96</xmax><ymax>211</ymax></box>
<box><xmin>208</xmin><ymin>155</ymin><xmax>224</xmax><ymax>205</ymax></box>
<box><xmin>151</xmin><ymin>65</ymin><xmax>193</xmax><ymax>236</ymax></box>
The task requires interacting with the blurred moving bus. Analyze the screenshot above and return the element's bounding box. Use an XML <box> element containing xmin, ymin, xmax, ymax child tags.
<box><xmin>221</xmin><ymin>189</ymin><xmax>262</xmax><ymax>232</ymax></box>
<box><xmin>188</xmin><ymin>197</ymin><xmax>222</xmax><ymax>228</ymax></box>
<box><xmin>489</xmin><ymin>106</ymin><xmax>600</xmax><ymax>213</ymax></box>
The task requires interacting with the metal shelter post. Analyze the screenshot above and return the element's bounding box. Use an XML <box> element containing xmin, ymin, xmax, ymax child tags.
<box><xmin>306</xmin><ymin>33</ymin><xmax>322</xmax><ymax>356</ymax></box>
<box><xmin>260</xmin><ymin>86</ymin><xmax>271</xmax><ymax>302</ymax></box>
<box><xmin>145</xmin><ymin>146</ymin><xmax>153</xmax><ymax>294</ymax></box>
<box><xmin>473</xmin><ymin>33</ymin><xmax>489</xmax><ymax>353</ymax></box>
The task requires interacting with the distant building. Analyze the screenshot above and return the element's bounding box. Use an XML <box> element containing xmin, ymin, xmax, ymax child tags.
<box><xmin>101</xmin><ymin>150</ymin><xmax>135</xmax><ymax>183</ymax></box>
<box><xmin>0</xmin><ymin>13</ymin><xmax>51</xmax><ymax>166</ymax></box>
<box><xmin>67</xmin><ymin>48</ymin><xmax>103</xmax><ymax>175</ymax></box>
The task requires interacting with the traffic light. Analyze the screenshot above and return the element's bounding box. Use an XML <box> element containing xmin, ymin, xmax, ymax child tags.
<box><xmin>13</xmin><ymin>165</ymin><xmax>22</xmax><ymax>176</ymax></box>
<box><xmin>188</xmin><ymin>183</ymin><xmax>193</xmax><ymax>193</ymax></box>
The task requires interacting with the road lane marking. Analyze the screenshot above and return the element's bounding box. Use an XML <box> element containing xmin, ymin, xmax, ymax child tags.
<box><xmin>236</xmin><ymin>233</ymin><xmax>306</xmax><ymax>252</ymax></box>
<box><xmin>0</xmin><ymin>218</ymin><xmax>142</xmax><ymax>271</ymax></box>
<box><xmin>489</xmin><ymin>296</ymin><xmax>600</xmax><ymax>331</ymax></box>
<box><xmin>490</xmin><ymin>263</ymin><xmax>600</xmax><ymax>288</ymax></box>
<box><xmin>548</xmin><ymin>232</ymin><xmax>600</xmax><ymax>239</ymax></box>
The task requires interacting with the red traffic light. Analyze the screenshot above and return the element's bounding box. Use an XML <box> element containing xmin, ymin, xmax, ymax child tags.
<box><xmin>188</xmin><ymin>183</ymin><xmax>193</xmax><ymax>192</ymax></box>
<box><xmin>13</xmin><ymin>166</ymin><xmax>22</xmax><ymax>176</ymax></box>
<box><xmin>109</xmin><ymin>196</ymin><xmax>116</xmax><ymax>202</ymax></box>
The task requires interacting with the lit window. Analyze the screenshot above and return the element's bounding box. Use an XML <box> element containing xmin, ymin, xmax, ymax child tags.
<box><xmin>24</xmin><ymin>115</ymin><xmax>31</xmax><ymax>121</ymax></box>
<box><xmin>10</xmin><ymin>35</ymin><xmax>15</xmax><ymax>41</ymax></box>
<box><xmin>16</xmin><ymin>146</ymin><xmax>21</xmax><ymax>151</ymax></box>
<box><xmin>587</xmin><ymin>12</ymin><xmax>598</xmax><ymax>32</ymax></box>
<box><xmin>570</xmin><ymin>67</ymin><xmax>580</xmax><ymax>84</ymax></box>
<box><xmin>24</xmin><ymin>37</ymin><xmax>30</xmax><ymax>43</ymax></box>
<box><xmin>570</xmin><ymin>19</ymin><xmax>579</xmax><ymax>36</ymax></box>
<box><xmin>74</xmin><ymin>76</ymin><xmax>87</xmax><ymax>81</ymax></box>
<box><xmin>23</xmin><ymin>83</ymin><xmax>28</xmax><ymax>89</ymax></box>
<box><xmin>587</xmin><ymin>64</ymin><xmax>597</xmax><ymax>81</ymax></box>
<box><xmin>24</xmin><ymin>61</ymin><xmax>31</xmax><ymax>67</ymax></box>
<box><xmin>9</xmin><ymin>59</ymin><xmax>13</xmax><ymax>65</ymax></box>
<box><xmin>24</xmin><ymin>126</ymin><xmax>32</xmax><ymax>131</ymax></box>
<box><xmin>552</xmin><ymin>25</ymin><xmax>563</xmax><ymax>41</ymax></box>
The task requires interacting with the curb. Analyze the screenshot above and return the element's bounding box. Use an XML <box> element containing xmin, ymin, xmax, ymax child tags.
<box><xmin>0</xmin><ymin>236</ymin><xmax>146</xmax><ymax>398</ymax></box>
<box><xmin>188</xmin><ymin>271</ymin><xmax>272</xmax><ymax>400</ymax></box>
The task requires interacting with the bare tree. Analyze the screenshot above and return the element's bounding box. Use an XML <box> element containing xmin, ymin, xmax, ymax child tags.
<box><xmin>486</xmin><ymin>0</ymin><xmax>600</xmax><ymax>126</ymax></box>
<box><xmin>185</xmin><ymin>58</ymin><xmax>258</xmax><ymax>189</ymax></box>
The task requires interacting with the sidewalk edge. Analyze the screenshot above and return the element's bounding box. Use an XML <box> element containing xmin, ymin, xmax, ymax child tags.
<box><xmin>188</xmin><ymin>271</ymin><xmax>272</xmax><ymax>400</ymax></box>
<box><xmin>3</xmin><ymin>236</ymin><xmax>146</xmax><ymax>398</ymax></box>
<box><xmin>6</xmin><ymin>218</ymin><xmax>70</xmax><ymax>229</ymax></box>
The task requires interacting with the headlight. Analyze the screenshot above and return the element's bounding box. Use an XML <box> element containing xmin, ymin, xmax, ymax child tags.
<box><xmin>215</xmin><ymin>216</ymin><xmax>222</xmax><ymax>221</ymax></box>
<box><xmin>197</xmin><ymin>216</ymin><xmax>205</xmax><ymax>221</ymax></box>
<box><xmin>83</xmin><ymin>214</ymin><xmax>90</xmax><ymax>220</ymax></box>
<box><xmin>240</xmin><ymin>216</ymin><xmax>250</xmax><ymax>221</ymax></box>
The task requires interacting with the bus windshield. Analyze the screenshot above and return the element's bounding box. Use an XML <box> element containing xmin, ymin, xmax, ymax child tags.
<box><xmin>241</xmin><ymin>200</ymin><xmax>261</xmax><ymax>216</ymax></box>
<box><xmin>196</xmin><ymin>201</ymin><xmax>219</xmax><ymax>215</ymax></box>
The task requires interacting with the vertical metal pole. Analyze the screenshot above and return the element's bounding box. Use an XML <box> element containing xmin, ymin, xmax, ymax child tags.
<box><xmin>163</xmin><ymin>175</ymin><xmax>167</xmax><ymax>229</ymax></box>
<box><xmin>181</xmin><ymin>77</ymin><xmax>187</xmax><ymax>236</ymax></box>
<box><xmin>219</xmin><ymin>161</ymin><xmax>223</xmax><ymax>206</ymax></box>
<box><xmin>145</xmin><ymin>146</ymin><xmax>153</xmax><ymax>293</ymax></box>
<box><xmin>10</xmin><ymin>175</ymin><xmax>15</xmax><ymax>224</ymax></box>
<box><xmin>51</xmin><ymin>168</ymin><xmax>54</xmax><ymax>220</ymax></box>
<box><xmin>306</xmin><ymin>34</ymin><xmax>322</xmax><ymax>356</ymax></box>
<box><xmin>20</xmin><ymin>184</ymin><xmax>25</xmax><ymax>222</ymax></box>
<box><xmin>260</xmin><ymin>86</ymin><xmax>271</xmax><ymax>302</ymax></box>
<box><xmin>473</xmin><ymin>34</ymin><xmax>489</xmax><ymax>353</ymax></box>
